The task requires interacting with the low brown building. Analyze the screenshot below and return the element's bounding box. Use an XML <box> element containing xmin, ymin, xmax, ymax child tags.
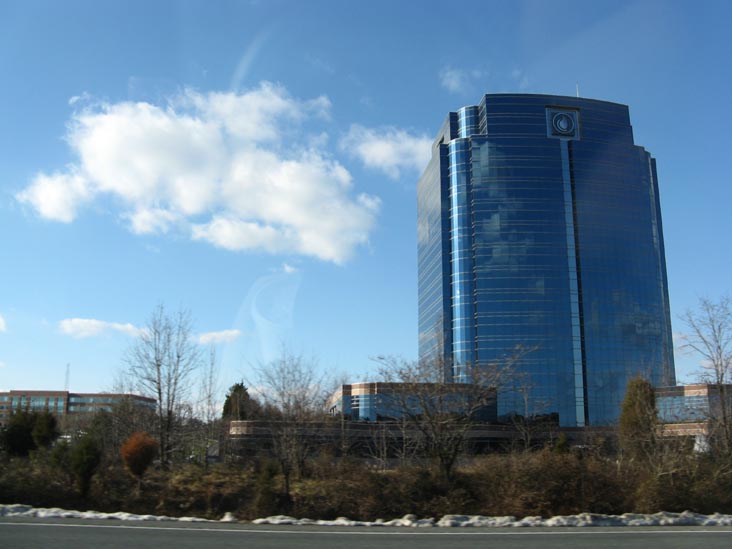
<box><xmin>0</xmin><ymin>389</ymin><xmax>155</xmax><ymax>426</ymax></box>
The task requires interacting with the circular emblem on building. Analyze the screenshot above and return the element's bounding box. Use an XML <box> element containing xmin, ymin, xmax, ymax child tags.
<box><xmin>552</xmin><ymin>112</ymin><xmax>575</xmax><ymax>135</ymax></box>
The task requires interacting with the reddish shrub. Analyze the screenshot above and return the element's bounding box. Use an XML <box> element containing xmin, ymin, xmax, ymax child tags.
<box><xmin>121</xmin><ymin>431</ymin><xmax>158</xmax><ymax>479</ymax></box>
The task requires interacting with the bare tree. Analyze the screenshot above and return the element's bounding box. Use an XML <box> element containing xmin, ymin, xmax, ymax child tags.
<box><xmin>682</xmin><ymin>296</ymin><xmax>732</xmax><ymax>454</ymax></box>
<box><xmin>376</xmin><ymin>350</ymin><xmax>521</xmax><ymax>481</ymax></box>
<box><xmin>506</xmin><ymin>376</ymin><xmax>556</xmax><ymax>451</ymax></box>
<box><xmin>251</xmin><ymin>350</ymin><xmax>326</xmax><ymax>499</ymax></box>
<box><xmin>126</xmin><ymin>305</ymin><xmax>202</xmax><ymax>468</ymax></box>
<box><xmin>194</xmin><ymin>346</ymin><xmax>222</xmax><ymax>468</ymax></box>
<box><xmin>364</xmin><ymin>421</ymin><xmax>392</xmax><ymax>471</ymax></box>
<box><xmin>363</xmin><ymin>415</ymin><xmax>420</xmax><ymax>471</ymax></box>
<box><xmin>198</xmin><ymin>347</ymin><xmax>221</xmax><ymax>423</ymax></box>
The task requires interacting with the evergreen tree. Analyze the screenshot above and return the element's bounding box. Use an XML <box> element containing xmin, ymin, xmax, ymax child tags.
<box><xmin>31</xmin><ymin>410</ymin><xmax>59</xmax><ymax>449</ymax></box>
<box><xmin>70</xmin><ymin>434</ymin><xmax>102</xmax><ymax>497</ymax></box>
<box><xmin>619</xmin><ymin>376</ymin><xmax>657</xmax><ymax>462</ymax></box>
<box><xmin>222</xmin><ymin>382</ymin><xmax>261</xmax><ymax>420</ymax></box>
<box><xmin>1</xmin><ymin>411</ymin><xmax>36</xmax><ymax>456</ymax></box>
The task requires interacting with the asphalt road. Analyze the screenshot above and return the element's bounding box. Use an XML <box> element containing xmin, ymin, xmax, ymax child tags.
<box><xmin>2</xmin><ymin>518</ymin><xmax>732</xmax><ymax>548</ymax></box>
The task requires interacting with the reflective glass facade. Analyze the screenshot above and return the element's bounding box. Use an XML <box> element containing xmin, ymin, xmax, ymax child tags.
<box><xmin>656</xmin><ymin>384</ymin><xmax>732</xmax><ymax>424</ymax></box>
<box><xmin>418</xmin><ymin>94</ymin><xmax>676</xmax><ymax>426</ymax></box>
<box><xmin>327</xmin><ymin>382</ymin><xmax>498</xmax><ymax>423</ymax></box>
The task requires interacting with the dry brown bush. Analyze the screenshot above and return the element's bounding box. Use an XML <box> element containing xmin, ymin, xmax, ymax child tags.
<box><xmin>120</xmin><ymin>431</ymin><xmax>157</xmax><ymax>480</ymax></box>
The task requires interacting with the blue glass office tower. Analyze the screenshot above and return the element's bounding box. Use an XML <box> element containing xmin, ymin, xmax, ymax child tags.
<box><xmin>417</xmin><ymin>94</ymin><xmax>676</xmax><ymax>426</ymax></box>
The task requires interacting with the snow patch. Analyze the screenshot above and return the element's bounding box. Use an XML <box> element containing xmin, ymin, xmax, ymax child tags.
<box><xmin>2</xmin><ymin>505</ymin><xmax>732</xmax><ymax>527</ymax></box>
<box><xmin>0</xmin><ymin>504</ymin><xmax>211</xmax><ymax>522</ymax></box>
<box><xmin>253</xmin><ymin>511</ymin><xmax>732</xmax><ymax>528</ymax></box>
<box><xmin>219</xmin><ymin>512</ymin><xmax>238</xmax><ymax>522</ymax></box>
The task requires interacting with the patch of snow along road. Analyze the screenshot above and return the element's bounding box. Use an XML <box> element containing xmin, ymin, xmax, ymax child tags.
<box><xmin>253</xmin><ymin>511</ymin><xmax>732</xmax><ymax>527</ymax></box>
<box><xmin>0</xmin><ymin>504</ymin><xmax>212</xmax><ymax>522</ymax></box>
<box><xmin>2</xmin><ymin>504</ymin><xmax>732</xmax><ymax>527</ymax></box>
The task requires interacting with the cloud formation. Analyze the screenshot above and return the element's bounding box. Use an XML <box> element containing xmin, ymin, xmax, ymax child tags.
<box><xmin>510</xmin><ymin>68</ymin><xmax>531</xmax><ymax>91</ymax></box>
<box><xmin>340</xmin><ymin>125</ymin><xmax>432</xmax><ymax>179</ymax></box>
<box><xmin>197</xmin><ymin>329</ymin><xmax>241</xmax><ymax>345</ymax></box>
<box><xmin>439</xmin><ymin>66</ymin><xmax>485</xmax><ymax>94</ymax></box>
<box><xmin>17</xmin><ymin>83</ymin><xmax>380</xmax><ymax>264</ymax></box>
<box><xmin>59</xmin><ymin>318</ymin><xmax>141</xmax><ymax>339</ymax></box>
<box><xmin>59</xmin><ymin>318</ymin><xmax>241</xmax><ymax>346</ymax></box>
<box><xmin>0</xmin><ymin>314</ymin><xmax>6</xmax><ymax>332</ymax></box>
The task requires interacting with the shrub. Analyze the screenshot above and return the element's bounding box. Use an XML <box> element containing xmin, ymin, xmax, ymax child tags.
<box><xmin>121</xmin><ymin>431</ymin><xmax>158</xmax><ymax>480</ymax></box>
<box><xmin>252</xmin><ymin>459</ymin><xmax>282</xmax><ymax>517</ymax></box>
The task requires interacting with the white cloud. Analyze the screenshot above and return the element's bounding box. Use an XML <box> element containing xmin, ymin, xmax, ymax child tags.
<box><xmin>68</xmin><ymin>91</ymin><xmax>91</xmax><ymax>106</ymax></box>
<box><xmin>59</xmin><ymin>318</ymin><xmax>141</xmax><ymax>339</ymax></box>
<box><xmin>0</xmin><ymin>314</ymin><xmax>6</xmax><ymax>332</ymax></box>
<box><xmin>197</xmin><ymin>329</ymin><xmax>241</xmax><ymax>345</ymax></box>
<box><xmin>59</xmin><ymin>318</ymin><xmax>242</xmax><ymax>346</ymax></box>
<box><xmin>282</xmin><ymin>262</ymin><xmax>298</xmax><ymax>274</ymax></box>
<box><xmin>439</xmin><ymin>66</ymin><xmax>485</xmax><ymax>94</ymax></box>
<box><xmin>126</xmin><ymin>208</ymin><xmax>181</xmax><ymax>235</ymax></box>
<box><xmin>510</xmin><ymin>68</ymin><xmax>531</xmax><ymax>91</ymax></box>
<box><xmin>16</xmin><ymin>170</ymin><xmax>92</xmax><ymax>223</ymax></box>
<box><xmin>17</xmin><ymin>83</ymin><xmax>377</xmax><ymax>264</ymax></box>
<box><xmin>340</xmin><ymin>125</ymin><xmax>432</xmax><ymax>179</ymax></box>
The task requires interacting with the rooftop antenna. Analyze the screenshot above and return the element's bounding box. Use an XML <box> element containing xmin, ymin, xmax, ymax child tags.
<box><xmin>576</xmin><ymin>82</ymin><xmax>580</xmax><ymax>98</ymax></box>
<box><xmin>64</xmin><ymin>363</ymin><xmax>70</xmax><ymax>393</ymax></box>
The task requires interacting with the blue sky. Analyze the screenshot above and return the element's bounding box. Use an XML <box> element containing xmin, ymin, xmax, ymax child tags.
<box><xmin>1</xmin><ymin>0</ymin><xmax>730</xmax><ymax>396</ymax></box>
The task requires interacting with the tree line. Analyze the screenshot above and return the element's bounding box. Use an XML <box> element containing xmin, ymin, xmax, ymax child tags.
<box><xmin>1</xmin><ymin>297</ymin><xmax>731</xmax><ymax>519</ymax></box>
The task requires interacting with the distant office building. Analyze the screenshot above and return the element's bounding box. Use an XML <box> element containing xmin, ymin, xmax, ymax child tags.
<box><xmin>327</xmin><ymin>382</ymin><xmax>404</xmax><ymax>421</ymax></box>
<box><xmin>418</xmin><ymin>94</ymin><xmax>675</xmax><ymax>426</ymax></box>
<box><xmin>327</xmin><ymin>382</ymin><xmax>497</xmax><ymax>423</ymax></box>
<box><xmin>656</xmin><ymin>384</ymin><xmax>731</xmax><ymax>424</ymax></box>
<box><xmin>0</xmin><ymin>390</ymin><xmax>155</xmax><ymax>426</ymax></box>
<box><xmin>656</xmin><ymin>384</ymin><xmax>732</xmax><ymax>450</ymax></box>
